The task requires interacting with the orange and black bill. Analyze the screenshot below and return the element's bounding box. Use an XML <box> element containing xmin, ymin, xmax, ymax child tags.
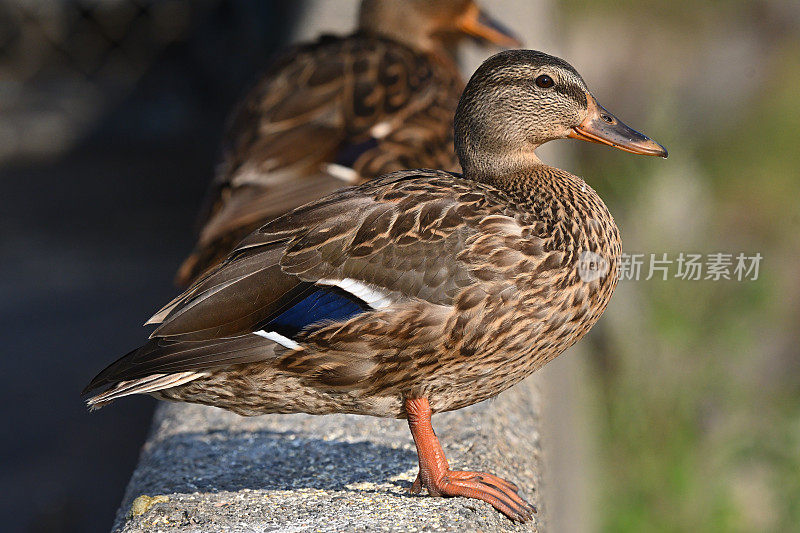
<box><xmin>569</xmin><ymin>94</ymin><xmax>668</xmax><ymax>158</ymax></box>
<box><xmin>457</xmin><ymin>4</ymin><xmax>523</xmax><ymax>48</ymax></box>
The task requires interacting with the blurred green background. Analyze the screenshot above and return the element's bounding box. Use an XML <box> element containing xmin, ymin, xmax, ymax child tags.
<box><xmin>554</xmin><ymin>1</ymin><xmax>800</xmax><ymax>531</ymax></box>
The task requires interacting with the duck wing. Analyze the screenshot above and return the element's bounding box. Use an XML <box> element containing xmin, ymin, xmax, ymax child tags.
<box><xmin>85</xmin><ymin>170</ymin><xmax>521</xmax><ymax>398</ymax></box>
<box><xmin>157</xmin><ymin>170</ymin><xmax>498</xmax><ymax>339</ymax></box>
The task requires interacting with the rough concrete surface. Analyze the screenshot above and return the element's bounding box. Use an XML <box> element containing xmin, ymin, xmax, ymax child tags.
<box><xmin>112</xmin><ymin>378</ymin><xmax>542</xmax><ymax>532</ymax></box>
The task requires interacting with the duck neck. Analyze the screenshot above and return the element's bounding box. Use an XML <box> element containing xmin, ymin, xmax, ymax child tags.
<box><xmin>454</xmin><ymin>101</ymin><xmax>551</xmax><ymax>189</ymax></box>
<box><xmin>460</xmin><ymin>147</ymin><xmax>545</xmax><ymax>190</ymax></box>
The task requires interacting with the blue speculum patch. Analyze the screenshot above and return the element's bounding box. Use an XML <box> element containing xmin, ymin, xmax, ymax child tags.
<box><xmin>266</xmin><ymin>286</ymin><xmax>369</xmax><ymax>337</ymax></box>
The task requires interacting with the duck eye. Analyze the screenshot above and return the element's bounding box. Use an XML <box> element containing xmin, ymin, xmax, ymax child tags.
<box><xmin>535</xmin><ymin>74</ymin><xmax>554</xmax><ymax>89</ymax></box>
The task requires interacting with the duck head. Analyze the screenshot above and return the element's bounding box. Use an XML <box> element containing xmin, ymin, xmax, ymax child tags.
<box><xmin>455</xmin><ymin>49</ymin><xmax>667</xmax><ymax>178</ymax></box>
<box><xmin>359</xmin><ymin>0</ymin><xmax>522</xmax><ymax>53</ymax></box>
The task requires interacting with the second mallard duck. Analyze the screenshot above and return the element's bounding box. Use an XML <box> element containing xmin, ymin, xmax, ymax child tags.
<box><xmin>85</xmin><ymin>49</ymin><xmax>666</xmax><ymax>521</ymax></box>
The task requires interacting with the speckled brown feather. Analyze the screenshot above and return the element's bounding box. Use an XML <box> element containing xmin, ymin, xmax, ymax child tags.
<box><xmin>88</xmin><ymin>166</ymin><xmax>620</xmax><ymax>418</ymax></box>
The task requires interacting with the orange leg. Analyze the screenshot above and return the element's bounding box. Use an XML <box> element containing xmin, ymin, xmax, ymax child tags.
<box><xmin>404</xmin><ymin>397</ymin><xmax>536</xmax><ymax>522</ymax></box>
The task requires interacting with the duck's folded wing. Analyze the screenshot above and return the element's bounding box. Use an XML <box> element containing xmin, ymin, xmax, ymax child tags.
<box><xmin>85</xmin><ymin>277</ymin><xmax>377</xmax><ymax>396</ymax></box>
<box><xmin>152</xmin><ymin>171</ymin><xmax>499</xmax><ymax>343</ymax></box>
<box><xmin>85</xmin><ymin>172</ymin><xmax>519</xmax><ymax>398</ymax></box>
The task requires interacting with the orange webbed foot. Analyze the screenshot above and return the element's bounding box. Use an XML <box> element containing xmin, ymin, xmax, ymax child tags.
<box><xmin>412</xmin><ymin>469</ymin><xmax>534</xmax><ymax>521</ymax></box>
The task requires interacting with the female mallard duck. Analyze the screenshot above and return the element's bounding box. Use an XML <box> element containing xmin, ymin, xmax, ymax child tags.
<box><xmin>175</xmin><ymin>0</ymin><xmax>520</xmax><ymax>285</ymax></box>
<box><xmin>85</xmin><ymin>49</ymin><xmax>666</xmax><ymax>521</ymax></box>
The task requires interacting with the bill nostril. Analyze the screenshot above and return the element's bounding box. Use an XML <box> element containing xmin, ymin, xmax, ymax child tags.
<box><xmin>600</xmin><ymin>114</ymin><xmax>614</xmax><ymax>124</ymax></box>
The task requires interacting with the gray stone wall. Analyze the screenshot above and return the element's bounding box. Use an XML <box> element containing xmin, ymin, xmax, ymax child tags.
<box><xmin>113</xmin><ymin>379</ymin><xmax>542</xmax><ymax>532</ymax></box>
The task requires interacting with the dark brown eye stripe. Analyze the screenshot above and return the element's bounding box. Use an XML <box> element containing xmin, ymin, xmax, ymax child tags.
<box><xmin>553</xmin><ymin>84</ymin><xmax>587</xmax><ymax>107</ymax></box>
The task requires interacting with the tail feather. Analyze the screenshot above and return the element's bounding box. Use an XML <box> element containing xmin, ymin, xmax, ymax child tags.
<box><xmin>83</xmin><ymin>333</ymin><xmax>286</xmax><ymax>409</ymax></box>
<box><xmin>86</xmin><ymin>371</ymin><xmax>206</xmax><ymax>410</ymax></box>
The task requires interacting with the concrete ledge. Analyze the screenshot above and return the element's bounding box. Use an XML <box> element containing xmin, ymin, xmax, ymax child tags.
<box><xmin>112</xmin><ymin>379</ymin><xmax>542</xmax><ymax>532</ymax></box>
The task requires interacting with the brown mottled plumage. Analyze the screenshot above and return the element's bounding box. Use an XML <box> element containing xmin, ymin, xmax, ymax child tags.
<box><xmin>85</xmin><ymin>49</ymin><xmax>666</xmax><ymax>521</ymax></box>
<box><xmin>175</xmin><ymin>0</ymin><xmax>521</xmax><ymax>285</ymax></box>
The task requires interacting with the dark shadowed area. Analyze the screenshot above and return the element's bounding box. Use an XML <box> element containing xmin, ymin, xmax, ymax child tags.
<box><xmin>0</xmin><ymin>2</ymin><xmax>300</xmax><ymax>531</ymax></box>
